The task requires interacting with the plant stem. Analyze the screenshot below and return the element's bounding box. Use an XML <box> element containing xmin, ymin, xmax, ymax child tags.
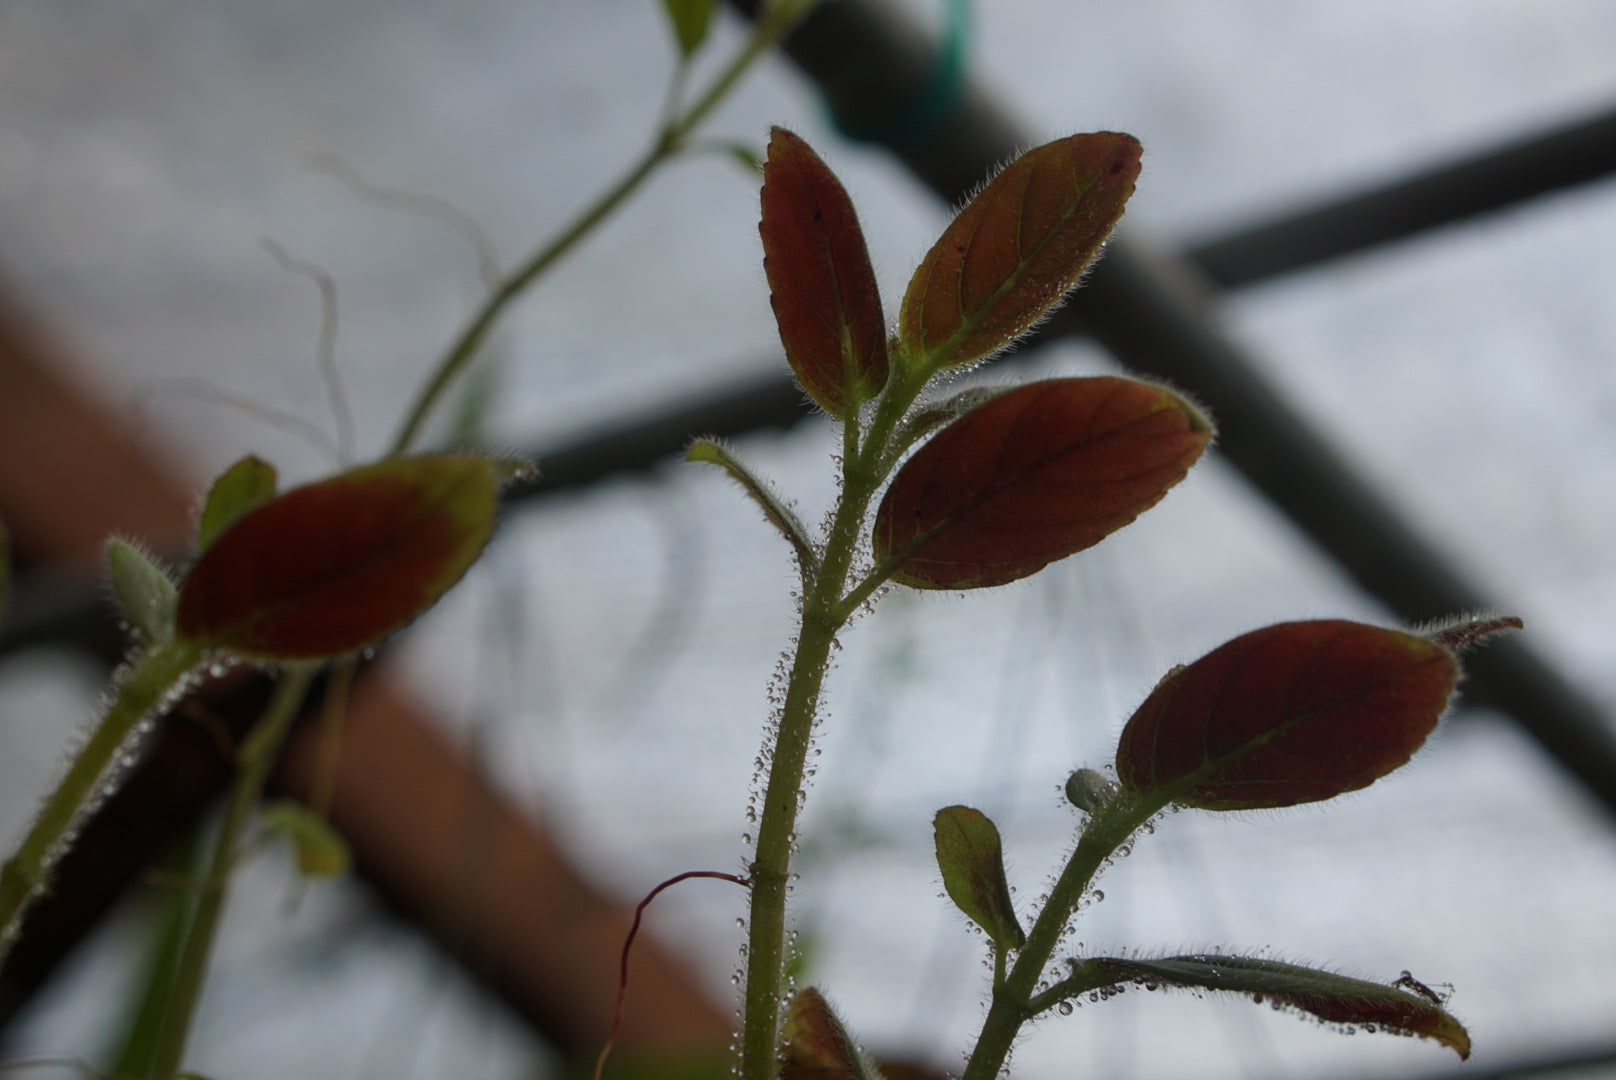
<box><xmin>141</xmin><ymin>667</ymin><xmax>314</xmax><ymax>1080</ymax></box>
<box><xmin>386</xmin><ymin>0</ymin><xmax>819</xmax><ymax>458</ymax></box>
<box><xmin>961</xmin><ymin>794</ymin><xmax>1158</xmax><ymax>1080</ymax></box>
<box><xmin>0</xmin><ymin>639</ymin><xmax>208</xmax><ymax>960</ymax></box>
<box><xmin>739</xmin><ymin>596</ymin><xmax>842</xmax><ymax>1080</ymax></box>
<box><xmin>738</xmin><ymin>363</ymin><xmax>922</xmax><ymax>1080</ymax></box>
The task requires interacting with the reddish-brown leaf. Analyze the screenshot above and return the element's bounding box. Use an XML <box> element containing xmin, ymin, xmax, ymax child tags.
<box><xmin>175</xmin><ymin>456</ymin><xmax>498</xmax><ymax>660</ymax></box>
<box><xmin>761</xmin><ymin>127</ymin><xmax>888</xmax><ymax>418</ymax></box>
<box><xmin>1084</xmin><ymin>955</ymin><xmax>1470</xmax><ymax>1059</ymax></box>
<box><xmin>1115</xmin><ymin>620</ymin><xmax>1460</xmax><ymax>810</ymax></box>
<box><xmin>781</xmin><ymin>988</ymin><xmax>880</xmax><ymax>1080</ymax></box>
<box><xmin>899</xmin><ymin>132</ymin><xmax>1141</xmax><ymax>373</ymax></box>
<box><xmin>872</xmin><ymin>376</ymin><xmax>1211</xmax><ymax>589</ymax></box>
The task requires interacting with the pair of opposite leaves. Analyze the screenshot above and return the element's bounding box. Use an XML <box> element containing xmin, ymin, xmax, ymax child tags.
<box><xmin>760</xmin><ymin>127</ymin><xmax>1212</xmax><ymax>590</ymax></box>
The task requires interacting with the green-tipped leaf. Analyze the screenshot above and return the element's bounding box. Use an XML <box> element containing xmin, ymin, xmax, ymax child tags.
<box><xmin>761</xmin><ymin>128</ymin><xmax>889</xmax><ymax>418</ymax></box>
<box><xmin>781</xmin><ymin>987</ymin><xmax>883</xmax><ymax>1080</ymax></box>
<box><xmin>1116</xmin><ymin>620</ymin><xmax>1462</xmax><ymax>810</ymax></box>
<box><xmin>934</xmin><ymin>805</ymin><xmax>1024</xmax><ymax>949</ymax></box>
<box><xmin>197</xmin><ymin>455</ymin><xmax>278</xmax><ymax>553</ymax></box>
<box><xmin>107</xmin><ymin>538</ymin><xmax>178</xmax><ymax>643</ymax></box>
<box><xmin>1081</xmin><ymin>954</ymin><xmax>1470</xmax><ymax>1060</ymax></box>
<box><xmin>175</xmin><ymin>455</ymin><xmax>498</xmax><ymax>661</ymax></box>
<box><xmin>261</xmin><ymin>800</ymin><xmax>351</xmax><ymax>878</ymax></box>
<box><xmin>873</xmin><ymin>377</ymin><xmax>1212</xmax><ymax>590</ymax></box>
<box><xmin>900</xmin><ymin>132</ymin><xmax>1140</xmax><ymax>373</ymax></box>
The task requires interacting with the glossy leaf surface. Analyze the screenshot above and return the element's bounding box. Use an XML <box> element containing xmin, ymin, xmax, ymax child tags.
<box><xmin>873</xmin><ymin>376</ymin><xmax>1211</xmax><ymax>589</ymax></box>
<box><xmin>781</xmin><ymin>987</ymin><xmax>880</xmax><ymax>1080</ymax></box>
<box><xmin>197</xmin><ymin>454</ymin><xmax>278</xmax><ymax>552</ymax></box>
<box><xmin>1116</xmin><ymin>620</ymin><xmax>1459</xmax><ymax>810</ymax></box>
<box><xmin>934</xmin><ymin>805</ymin><xmax>1024</xmax><ymax>948</ymax></box>
<box><xmin>1081</xmin><ymin>954</ymin><xmax>1470</xmax><ymax>1059</ymax></box>
<box><xmin>761</xmin><ymin>128</ymin><xmax>888</xmax><ymax>418</ymax></box>
<box><xmin>176</xmin><ymin>456</ymin><xmax>498</xmax><ymax>660</ymax></box>
<box><xmin>107</xmin><ymin>538</ymin><xmax>177</xmax><ymax>643</ymax></box>
<box><xmin>899</xmin><ymin>132</ymin><xmax>1140</xmax><ymax>372</ymax></box>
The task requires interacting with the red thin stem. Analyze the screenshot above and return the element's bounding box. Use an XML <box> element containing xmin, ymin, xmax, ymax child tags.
<box><xmin>593</xmin><ymin>870</ymin><xmax>748</xmax><ymax>1080</ymax></box>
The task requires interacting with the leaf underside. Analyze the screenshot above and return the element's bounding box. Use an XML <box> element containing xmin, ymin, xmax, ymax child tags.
<box><xmin>873</xmin><ymin>376</ymin><xmax>1211</xmax><ymax>589</ymax></box>
<box><xmin>1084</xmin><ymin>954</ymin><xmax>1470</xmax><ymax>1060</ymax></box>
<box><xmin>1115</xmin><ymin>620</ymin><xmax>1459</xmax><ymax>810</ymax></box>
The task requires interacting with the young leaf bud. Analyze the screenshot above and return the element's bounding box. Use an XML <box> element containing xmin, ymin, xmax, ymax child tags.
<box><xmin>106</xmin><ymin>538</ymin><xmax>178</xmax><ymax>643</ymax></box>
<box><xmin>934</xmin><ymin>805</ymin><xmax>1025</xmax><ymax>949</ymax></box>
<box><xmin>260</xmin><ymin>799</ymin><xmax>351</xmax><ymax>878</ymax></box>
<box><xmin>781</xmin><ymin>987</ymin><xmax>882</xmax><ymax>1080</ymax></box>
<box><xmin>1064</xmin><ymin>768</ymin><xmax>1120</xmax><ymax>814</ymax></box>
<box><xmin>197</xmin><ymin>454</ymin><xmax>278</xmax><ymax>553</ymax></box>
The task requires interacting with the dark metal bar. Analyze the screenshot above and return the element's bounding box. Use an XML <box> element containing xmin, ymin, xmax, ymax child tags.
<box><xmin>1187</xmin><ymin>105</ymin><xmax>1616</xmax><ymax>288</ymax></box>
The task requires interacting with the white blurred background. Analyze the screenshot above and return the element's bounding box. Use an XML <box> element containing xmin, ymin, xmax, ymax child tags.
<box><xmin>2</xmin><ymin>2</ymin><xmax>1615</xmax><ymax>1079</ymax></box>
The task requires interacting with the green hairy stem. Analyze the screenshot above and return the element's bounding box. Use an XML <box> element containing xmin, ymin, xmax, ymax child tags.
<box><xmin>0</xmin><ymin>639</ymin><xmax>208</xmax><ymax>962</ymax></box>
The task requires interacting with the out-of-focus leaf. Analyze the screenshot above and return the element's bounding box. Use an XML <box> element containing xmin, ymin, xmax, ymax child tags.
<box><xmin>781</xmin><ymin>987</ymin><xmax>883</xmax><ymax>1080</ymax></box>
<box><xmin>197</xmin><ymin>455</ymin><xmax>278</xmax><ymax>552</ymax></box>
<box><xmin>261</xmin><ymin>799</ymin><xmax>351</xmax><ymax>878</ymax></box>
<box><xmin>1115</xmin><ymin>620</ymin><xmax>1461</xmax><ymax>810</ymax></box>
<box><xmin>662</xmin><ymin>0</ymin><xmax>718</xmax><ymax>57</ymax></box>
<box><xmin>1079</xmin><ymin>954</ymin><xmax>1470</xmax><ymax>1059</ymax></box>
<box><xmin>873</xmin><ymin>376</ymin><xmax>1211</xmax><ymax>589</ymax></box>
<box><xmin>175</xmin><ymin>455</ymin><xmax>498</xmax><ymax>660</ymax></box>
<box><xmin>899</xmin><ymin>132</ymin><xmax>1140</xmax><ymax>373</ymax></box>
<box><xmin>107</xmin><ymin>538</ymin><xmax>178</xmax><ymax>643</ymax></box>
<box><xmin>934</xmin><ymin>805</ymin><xmax>1024</xmax><ymax>949</ymax></box>
<box><xmin>761</xmin><ymin>127</ymin><xmax>889</xmax><ymax>418</ymax></box>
